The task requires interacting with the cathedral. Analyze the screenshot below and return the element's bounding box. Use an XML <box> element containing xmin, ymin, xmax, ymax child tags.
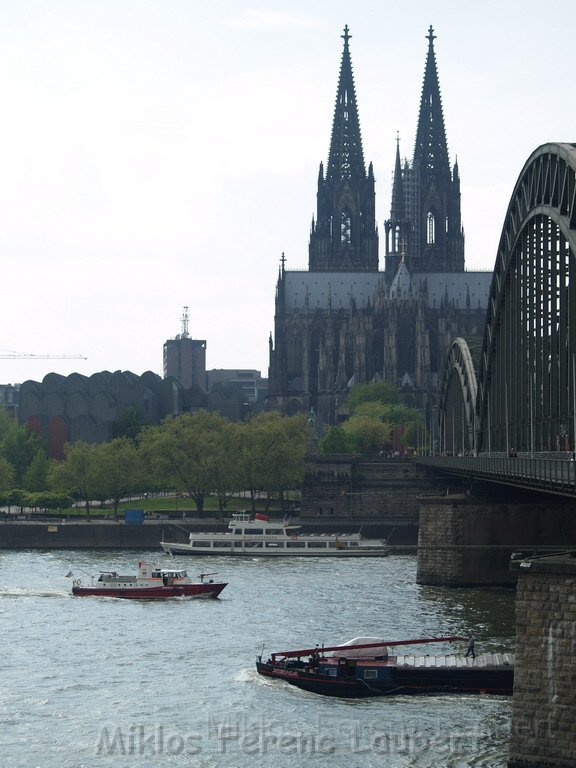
<box><xmin>267</xmin><ymin>26</ymin><xmax>491</xmax><ymax>427</ymax></box>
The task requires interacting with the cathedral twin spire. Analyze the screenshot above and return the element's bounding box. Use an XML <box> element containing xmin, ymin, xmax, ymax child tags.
<box><xmin>309</xmin><ymin>25</ymin><xmax>378</xmax><ymax>273</ymax></box>
<box><xmin>326</xmin><ymin>25</ymin><xmax>366</xmax><ymax>182</ymax></box>
<box><xmin>308</xmin><ymin>24</ymin><xmax>462</xmax><ymax>278</ymax></box>
<box><xmin>386</xmin><ymin>25</ymin><xmax>464</xmax><ymax>276</ymax></box>
<box><xmin>413</xmin><ymin>25</ymin><xmax>451</xmax><ymax>185</ymax></box>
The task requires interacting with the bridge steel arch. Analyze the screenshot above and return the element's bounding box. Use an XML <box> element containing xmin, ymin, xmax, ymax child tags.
<box><xmin>477</xmin><ymin>143</ymin><xmax>576</xmax><ymax>454</ymax></box>
<box><xmin>439</xmin><ymin>338</ymin><xmax>478</xmax><ymax>455</ymax></box>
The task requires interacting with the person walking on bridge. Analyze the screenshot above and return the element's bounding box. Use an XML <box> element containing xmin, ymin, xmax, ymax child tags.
<box><xmin>465</xmin><ymin>637</ymin><xmax>476</xmax><ymax>659</ymax></box>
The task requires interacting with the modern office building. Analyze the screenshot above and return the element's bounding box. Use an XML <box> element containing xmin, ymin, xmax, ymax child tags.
<box><xmin>163</xmin><ymin>307</ymin><xmax>206</xmax><ymax>390</ymax></box>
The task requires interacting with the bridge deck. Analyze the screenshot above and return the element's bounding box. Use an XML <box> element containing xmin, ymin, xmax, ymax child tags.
<box><xmin>417</xmin><ymin>455</ymin><xmax>576</xmax><ymax>497</ymax></box>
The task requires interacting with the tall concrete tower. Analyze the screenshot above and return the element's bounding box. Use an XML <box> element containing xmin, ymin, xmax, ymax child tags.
<box><xmin>163</xmin><ymin>306</ymin><xmax>206</xmax><ymax>390</ymax></box>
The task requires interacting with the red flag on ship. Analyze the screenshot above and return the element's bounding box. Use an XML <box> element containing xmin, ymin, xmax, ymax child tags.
<box><xmin>255</xmin><ymin>513</ymin><xmax>269</xmax><ymax>522</ymax></box>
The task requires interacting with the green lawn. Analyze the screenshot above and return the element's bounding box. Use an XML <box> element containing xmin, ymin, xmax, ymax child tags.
<box><xmin>116</xmin><ymin>495</ymin><xmax>296</xmax><ymax>513</ymax></box>
<box><xmin>33</xmin><ymin>493</ymin><xmax>300</xmax><ymax>517</ymax></box>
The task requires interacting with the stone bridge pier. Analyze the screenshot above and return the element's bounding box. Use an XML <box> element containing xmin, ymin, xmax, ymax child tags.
<box><xmin>508</xmin><ymin>553</ymin><xmax>576</xmax><ymax>768</ymax></box>
<box><xmin>416</xmin><ymin>493</ymin><xmax>576</xmax><ymax>587</ymax></box>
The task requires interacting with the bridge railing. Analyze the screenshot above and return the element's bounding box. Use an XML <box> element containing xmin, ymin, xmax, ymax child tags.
<box><xmin>416</xmin><ymin>455</ymin><xmax>576</xmax><ymax>497</ymax></box>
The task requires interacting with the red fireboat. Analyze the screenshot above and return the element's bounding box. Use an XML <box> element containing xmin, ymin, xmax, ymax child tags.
<box><xmin>69</xmin><ymin>562</ymin><xmax>227</xmax><ymax>599</ymax></box>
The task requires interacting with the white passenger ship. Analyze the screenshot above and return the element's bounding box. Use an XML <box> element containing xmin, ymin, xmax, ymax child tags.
<box><xmin>160</xmin><ymin>511</ymin><xmax>388</xmax><ymax>557</ymax></box>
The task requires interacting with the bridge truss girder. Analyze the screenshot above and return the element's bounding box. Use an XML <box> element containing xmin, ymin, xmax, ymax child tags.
<box><xmin>477</xmin><ymin>143</ymin><xmax>576</xmax><ymax>454</ymax></box>
<box><xmin>439</xmin><ymin>338</ymin><xmax>478</xmax><ymax>455</ymax></box>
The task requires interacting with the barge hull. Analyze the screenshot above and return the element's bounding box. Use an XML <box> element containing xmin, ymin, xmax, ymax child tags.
<box><xmin>256</xmin><ymin>653</ymin><xmax>513</xmax><ymax>698</ymax></box>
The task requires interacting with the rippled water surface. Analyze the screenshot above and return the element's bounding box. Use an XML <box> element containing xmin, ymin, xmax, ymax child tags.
<box><xmin>0</xmin><ymin>551</ymin><xmax>516</xmax><ymax>767</ymax></box>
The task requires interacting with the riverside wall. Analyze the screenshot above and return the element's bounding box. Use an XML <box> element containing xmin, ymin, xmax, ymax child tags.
<box><xmin>0</xmin><ymin>519</ymin><xmax>190</xmax><ymax>550</ymax></box>
<box><xmin>417</xmin><ymin>496</ymin><xmax>576</xmax><ymax>587</ymax></box>
<box><xmin>301</xmin><ymin>455</ymin><xmax>440</xmax><ymax>541</ymax></box>
<box><xmin>0</xmin><ymin>457</ymin><xmax>445</xmax><ymax>551</ymax></box>
<box><xmin>0</xmin><ymin>517</ymin><xmax>412</xmax><ymax>550</ymax></box>
<box><xmin>508</xmin><ymin>553</ymin><xmax>576</xmax><ymax>768</ymax></box>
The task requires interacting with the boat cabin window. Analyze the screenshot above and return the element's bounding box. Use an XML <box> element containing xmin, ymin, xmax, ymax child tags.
<box><xmin>268</xmin><ymin>529</ymin><xmax>283</xmax><ymax>535</ymax></box>
<box><xmin>218</xmin><ymin>541</ymin><xmax>233</xmax><ymax>548</ymax></box>
<box><xmin>244</xmin><ymin>528</ymin><xmax>264</xmax><ymax>535</ymax></box>
<box><xmin>363</xmin><ymin>669</ymin><xmax>378</xmax><ymax>679</ymax></box>
<box><xmin>192</xmin><ymin>541</ymin><xmax>207</xmax><ymax>547</ymax></box>
<box><xmin>308</xmin><ymin>541</ymin><xmax>328</xmax><ymax>548</ymax></box>
<box><xmin>286</xmin><ymin>541</ymin><xmax>305</xmax><ymax>548</ymax></box>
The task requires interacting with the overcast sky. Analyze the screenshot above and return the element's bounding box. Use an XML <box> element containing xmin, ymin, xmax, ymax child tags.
<box><xmin>0</xmin><ymin>0</ymin><xmax>574</xmax><ymax>386</ymax></box>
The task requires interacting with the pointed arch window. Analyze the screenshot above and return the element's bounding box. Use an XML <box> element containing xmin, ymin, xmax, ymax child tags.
<box><xmin>287</xmin><ymin>332</ymin><xmax>302</xmax><ymax>379</ymax></box>
<box><xmin>341</xmin><ymin>211</ymin><xmax>352</xmax><ymax>245</ymax></box>
<box><xmin>426</xmin><ymin>212</ymin><xmax>435</xmax><ymax>245</ymax></box>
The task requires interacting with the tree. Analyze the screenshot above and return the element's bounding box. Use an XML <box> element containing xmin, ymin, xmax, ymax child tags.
<box><xmin>23</xmin><ymin>449</ymin><xmax>49</xmax><ymax>491</ymax></box>
<box><xmin>114</xmin><ymin>406</ymin><xmax>145</xmax><ymax>441</ymax></box>
<box><xmin>272</xmin><ymin>413</ymin><xmax>313</xmax><ymax>505</ymax></box>
<box><xmin>344</xmin><ymin>402</ymin><xmax>424</xmax><ymax>452</ymax></box>
<box><xmin>48</xmin><ymin>442</ymin><xmax>100</xmax><ymax>512</ymax></box>
<box><xmin>239</xmin><ymin>413</ymin><xmax>312</xmax><ymax>511</ymax></box>
<box><xmin>92</xmin><ymin>438</ymin><xmax>144</xmax><ymax>515</ymax></box>
<box><xmin>0</xmin><ymin>408</ymin><xmax>14</xmax><ymax>442</ymax></box>
<box><xmin>5</xmin><ymin>488</ymin><xmax>27</xmax><ymax>513</ymax></box>
<box><xmin>0</xmin><ymin>456</ymin><xmax>15</xmax><ymax>499</ymax></box>
<box><xmin>342</xmin><ymin>414</ymin><xmax>392</xmax><ymax>455</ymax></box>
<box><xmin>401</xmin><ymin>420</ymin><xmax>429</xmax><ymax>453</ymax></box>
<box><xmin>2</xmin><ymin>426</ymin><xmax>45</xmax><ymax>486</ymax></box>
<box><xmin>139</xmin><ymin>412</ymin><xmax>231</xmax><ymax>512</ymax></box>
<box><xmin>25</xmin><ymin>491</ymin><xmax>74</xmax><ymax>512</ymax></box>
<box><xmin>318</xmin><ymin>425</ymin><xmax>355</xmax><ymax>455</ymax></box>
<box><xmin>346</xmin><ymin>382</ymin><xmax>400</xmax><ymax>413</ymax></box>
<box><xmin>210</xmin><ymin>421</ymin><xmax>244</xmax><ymax>516</ymax></box>
<box><xmin>371</xmin><ymin>403</ymin><xmax>423</xmax><ymax>425</ymax></box>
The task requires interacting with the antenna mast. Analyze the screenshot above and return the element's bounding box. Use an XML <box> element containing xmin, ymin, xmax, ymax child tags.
<box><xmin>181</xmin><ymin>306</ymin><xmax>190</xmax><ymax>338</ymax></box>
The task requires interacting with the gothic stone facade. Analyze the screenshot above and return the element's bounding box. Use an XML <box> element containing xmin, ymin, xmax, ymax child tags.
<box><xmin>268</xmin><ymin>27</ymin><xmax>491</xmax><ymax>426</ymax></box>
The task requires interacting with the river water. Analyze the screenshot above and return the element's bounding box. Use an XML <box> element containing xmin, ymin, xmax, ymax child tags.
<box><xmin>0</xmin><ymin>551</ymin><xmax>516</xmax><ymax>767</ymax></box>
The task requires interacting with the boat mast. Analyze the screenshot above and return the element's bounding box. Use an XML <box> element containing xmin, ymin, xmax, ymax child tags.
<box><xmin>271</xmin><ymin>636</ymin><xmax>467</xmax><ymax>661</ymax></box>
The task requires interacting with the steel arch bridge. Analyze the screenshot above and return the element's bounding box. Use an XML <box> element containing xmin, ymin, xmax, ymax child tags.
<box><xmin>441</xmin><ymin>143</ymin><xmax>576</xmax><ymax>455</ymax></box>
<box><xmin>439</xmin><ymin>338</ymin><xmax>478</xmax><ymax>455</ymax></box>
